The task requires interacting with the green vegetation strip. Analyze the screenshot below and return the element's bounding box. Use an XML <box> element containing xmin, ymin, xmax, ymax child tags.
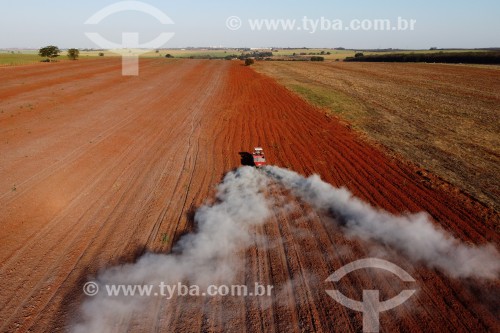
<box><xmin>288</xmin><ymin>83</ymin><xmax>366</xmax><ymax>121</ymax></box>
<box><xmin>345</xmin><ymin>52</ymin><xmax>500</xmax><ymax>64</ymax></box>
<box><xmin>0</xmin><ymin>53</ymin><xmax>40</xmax><ymax>66</ymax></box>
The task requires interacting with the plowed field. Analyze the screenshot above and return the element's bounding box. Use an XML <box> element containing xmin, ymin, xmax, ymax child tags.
<box><xmin>0</xmin><ymin>58</ymin><xmax>498</xmax><ymax>332</ymax></box>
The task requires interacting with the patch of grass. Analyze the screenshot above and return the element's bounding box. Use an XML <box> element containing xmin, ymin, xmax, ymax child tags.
<box><xmin>0</xmin><ymin>53</ymin><xmax>40</xmax><ymax>66</ymax></box>
<box><xmin>256</xmin><ymin>62</ymin><xmax>367</xmax><ymax>122</ymax></box>
<box><xmin>160</xmin><ymin>233</ymin><xmax>169</xmax><ymax>244</ymax></box>
<box><xmin>288</xmin><ymin>83</ymin><xmax>366</xmax><ymax>121</ymax></box>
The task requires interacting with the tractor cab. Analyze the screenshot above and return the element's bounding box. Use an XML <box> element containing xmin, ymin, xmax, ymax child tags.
<box><xmin>252</xmin><ymin>147</ymin><xmax>266</xmax><ymax>168</ymax></box>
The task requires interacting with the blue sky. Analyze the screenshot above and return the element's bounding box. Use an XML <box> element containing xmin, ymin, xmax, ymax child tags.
<box><xmin>0</xmin><ymin>0</ymin><xmax>499</xmax><ymax>49</ymax></box>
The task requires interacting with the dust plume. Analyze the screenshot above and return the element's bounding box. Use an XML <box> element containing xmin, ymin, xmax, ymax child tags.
<box><xmin>73</xmin><ymin>165</ymin><xmax>499</xmax><ymax>331</ymax></box>
<box><xmin>264</xmin><ymin>166</ymin><xmax>500</xmax><ymax>279</ymax></box>
<box><xmin>71</xmin><ymin>166</ymin><xmax>271</xmax><ymax>332</ymax></box>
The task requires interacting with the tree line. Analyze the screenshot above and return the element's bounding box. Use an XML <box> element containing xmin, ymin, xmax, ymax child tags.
<box><xmin>344</xmin><ymin>52</ymin><xmax>500</xmax><ymax>64</ymax></box>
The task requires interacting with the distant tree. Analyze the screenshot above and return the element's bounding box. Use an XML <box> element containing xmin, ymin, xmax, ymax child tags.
<box><xmin>98</xmin><ymin>52</ymin><xmax>105</xmax><ymax>57</ymax></box>
<box><xmin>255</xmin><ymin>51</ymin><xmax>273</xmax><ymax>57</ymax></box>
<box><xmin>67</xmin><ymin>48</ymin><xmax>79</xmax><ymax>60</ymax></box>
<box><xmin>355</xmin><ymin>52</ymin><xmax>364</xmax><ymax>58</ymax></box>
<box><xmin>245</xmin><ymin>58</ymin><xmax>255</xmax><ymax>66</ymax></box>
<box><xmin>165</xmin><ymin>54</ymin><xmax>173</xmax><ymax>58</ymax></box>
<box><xmin>38</xmin><ymin>45</ymin><xmax>60</xmax><ymax>61</ymax></box>
<box><xmin>311</xmin><ymin>56</ymin><xmax>325</xmax><ymax>61</ymax></box>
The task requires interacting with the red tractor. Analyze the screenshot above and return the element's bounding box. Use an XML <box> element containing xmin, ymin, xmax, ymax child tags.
<box><xmin>252</xmin><ymin>147</ymin><xmax>266</xmax><ymax>168</ymax></box>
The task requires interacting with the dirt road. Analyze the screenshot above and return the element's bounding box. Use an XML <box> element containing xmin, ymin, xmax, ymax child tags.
<box><xmin>0</xmin><ymin>59</ymin><xmax>498</xmax><ymax>332</ymax></box>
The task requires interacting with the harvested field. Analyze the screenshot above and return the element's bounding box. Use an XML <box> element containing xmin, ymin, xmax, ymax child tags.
<box><xmin>0</xmin><ymin>59</ymin><xmax>498</xmax><ymax>332</ymax></box>
<box><xmin>255</xmin><ymin>61</ymin><xmax>500</xmax><ymax>211</ymax></box>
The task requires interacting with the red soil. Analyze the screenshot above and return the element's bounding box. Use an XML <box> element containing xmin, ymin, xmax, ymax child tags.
<box><xmin>0</xmin><ymin>59</ymin><xmax>498</xmax><ymax>332</ymax></box>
